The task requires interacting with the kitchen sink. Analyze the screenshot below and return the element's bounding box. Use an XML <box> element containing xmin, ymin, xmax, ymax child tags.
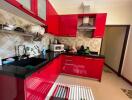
<box><xmin>10</xmin><ymin>57</ymin><xmax>46</xmax><ymax>67</ymax></box>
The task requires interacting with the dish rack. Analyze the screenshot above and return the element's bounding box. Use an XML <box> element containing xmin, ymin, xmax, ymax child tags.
<box><xmin>46</xmin><ymin>83</ymin><xmax>94</xmax><ymax>100</ymax></box>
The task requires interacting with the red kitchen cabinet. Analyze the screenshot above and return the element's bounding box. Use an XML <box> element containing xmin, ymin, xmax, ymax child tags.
<box><xmin>62</xmin><ymin>55</ymin><xmax>87</xmax><ymax>77</ymax></box>
<box><xmin>0</xmin><ymin>75</ymin><xmax>25</xmax><ymax>100</ymax></box>
<box><xmin>25</xmin><ymin>71</ymin><xmax>54</xmax><ymax>99</ymax></box>
<box><xmin>75</xmin><ymin>56</ymin><xmax>88</xmax><ymax>77</ymax></box>
<box><xmin>25</xmin><ymin>56</ymin><xmax>62</xmax><ymax>100</ymax></box>
<box><xmin>84</xmin><ymin>57</ymin><xmax>104</xmax><ymax>81</ymax></box>
<box><xmin>5</xmin><ymin>0</ymin><xmax>46</xmax><ymax>24</ymax></box>
<box><xmin>62</xmin><ymin>55</ymin><xmax>77</xmax><ymax>75</ymax></box>
<box><xmin>61</xmin><ymin>55</ymin><xmax>104</xmax><ymax>81</ymax></box>
<box><xmin>59</xmin><ymin>15</ymin><xmax>78</xmax><ymax>37</ymax></box>
<box><xmin>93</xmin><ymin>13</ymin><xmax>107</xmax><ymax>38</ymax></box>
<box><xmin>91</xmin><ymin>59</ymin><xmax>104</xmax><ymax>81</ymax></box>
<box><xmin>46</xmin><ymin>0</ymin><xmax>59</xmax><ymax>35</ymax></box>
<box><xmin>15</xmin><ymin>0</ymin><xmax>33</xmax><ymax>12</ymax></box>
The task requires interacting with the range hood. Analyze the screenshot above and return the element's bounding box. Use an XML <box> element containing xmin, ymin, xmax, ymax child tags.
<box><xmin>78</xmin><ymin>17</ymin><xmax>96</xmax><ymax>30</ymax></box>
<box><xmin>78</xmin><ymin>1</ymin><xmax>95</xmax><ymax>31</ymax></box>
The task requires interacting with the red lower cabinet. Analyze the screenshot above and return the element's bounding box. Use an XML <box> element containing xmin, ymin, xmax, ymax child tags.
<box><xmin>24</xmin><ymin>74</ymin><xmax>50</xmax><ymax>100</ymax></box>
<box><xmin>24</xmin><ymin>56</ymin><xmax>62</xmax><ymax>100</ymax></box>
<box><xmin>84</xmin><ymin>57</ymin><xmax>104</xmax><ymax>81</ymax></box>
<box><xmin>0</xmin><ymin>55</ymin><xmax>104</xmax><ymax>100</ymax></box>
<box><xmin>61</xmin><ymin>55</ymin><xmax>76</xmax><ymax>75</ymax></box>
<box><xmin>61</xmin><ymin>55</ymin><xmax>104</xmax><ymax>81</ymax></box>
<box><xmin>0</xmin><ymin>75</ymin><xmax>25</xmax><ymax>100</ymax></box>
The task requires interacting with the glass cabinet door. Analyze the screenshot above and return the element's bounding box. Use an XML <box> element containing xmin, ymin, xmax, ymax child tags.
<box><xmin>16</xmin><ymin>0</ymin><xmax>31</xmax><ymax>10</ymax></box>
<box><xmin>38</xmin><ymin>0</ymin><xmax>46</xmax><ymax>20</ymax></box>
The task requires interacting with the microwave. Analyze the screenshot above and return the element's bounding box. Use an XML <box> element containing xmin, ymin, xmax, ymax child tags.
<box><xmin>50</xmin><ymin>44</ymin><xmax>64</xmax><ymax>52</ymax></box>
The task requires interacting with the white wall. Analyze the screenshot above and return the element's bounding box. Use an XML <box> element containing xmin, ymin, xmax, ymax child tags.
<box><xmin>122</xmin><ymin>28</ymin><xmax>132</xmax><ymax>81</ymax></box>
<box><xmin>49</xmin><ymin>0</ymin><xmax>132</xmax><ymax>24</ymax></box>
<box><xmin>50</xmin><ymin>0</ymin><xmax>132</xmax><ymax>81</ymax></box>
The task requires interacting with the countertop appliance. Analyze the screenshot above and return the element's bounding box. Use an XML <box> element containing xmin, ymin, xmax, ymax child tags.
<box><xmin>50</xmin><ymin>44</ymin><xmax>64</xmax><ymax>52</ymax></box>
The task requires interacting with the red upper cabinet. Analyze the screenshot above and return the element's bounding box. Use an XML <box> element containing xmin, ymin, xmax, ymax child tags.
<box><xmin>58</xmin><ymin>14</ymin><xmax>106</xmax><ymax>37</ymax></box>
<box><xmin>15</xmin><ymin>0</ymin><xmax>33</xmax><ymax>12</ymax></box>
<box><xmin>59</xmin><ymin>15</ymin><xmax>78</xmax><ymax>37</ymax></box>
<box><xmin>46</xmin><ymin>0</ymin><xmax>59</xmax><ymax>35</ymax></box>
<box><xmin>5</xmin><ymin>0</ymin><xmax>46</xmax><ymax>24</ymax></box>
<box><xmin>93</xmin><ymin>13</ymin><xmax>107</xmax><ymax>38</ymax></box>
<box><xmin>37</xmin><ymin>0</ymin><xmax>46</xmax><ymax>20</ymax></box>
<box><xmin>16</xmin><ymin>0</ymin><xmax>46</xmax><ymax>20</ymax></box>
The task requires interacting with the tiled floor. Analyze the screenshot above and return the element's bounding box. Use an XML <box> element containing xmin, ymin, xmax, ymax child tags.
<box><xmin>56</xmin><ymin>67</ymin><xmax>132</xmax><ymax>100</ymax></box>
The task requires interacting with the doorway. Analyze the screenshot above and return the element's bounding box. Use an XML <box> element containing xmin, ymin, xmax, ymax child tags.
<box><xmin>101</xmin><ymin>25</ymin><xmax>130</xmax><ymax>75</ymax></box>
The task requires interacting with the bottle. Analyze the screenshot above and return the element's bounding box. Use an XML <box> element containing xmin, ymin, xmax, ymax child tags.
<box><xmin>0</xmin><ymin>57</ymin><xmax>2</xmax><ymax>66</ymax></box>
<box><xmin>42</xmin><ymin>47</ymin><xmax>46</xmax><ymax>59</ymax></box>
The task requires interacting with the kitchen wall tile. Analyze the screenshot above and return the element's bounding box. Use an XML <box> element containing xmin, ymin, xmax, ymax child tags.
<box><xmin>56</xmin><ymin>31</ymin><xmax>102</xmax><ymax>53</ymax></box>
<box><xmin>0</xmin><ymin>8</ymin><xmax>101</xmax><ymax>58</ymax></box>
<box><xmin>0</xmin><ymin>9</ymin><xmax>54</xmax><ymax>59</ymax></box>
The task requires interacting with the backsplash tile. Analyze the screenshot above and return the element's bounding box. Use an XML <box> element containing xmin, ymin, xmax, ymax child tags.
<box><xmin>56</xmin><ymin>31</ymin><xmax>102</xmax><ymax>53</ymax></box>
<box><xmin>0</xmin><ymin>9</ymin><xmax>34</xmax><ymax>26</ymax></box>
<box><xmin>0</xmin><ymin>8</ymin><xmax>102</xmax><ymax>59</ymax></box>
<box><xmin>0</xmin><ymin>9</ymin><xmax>54</xmax><ymax>59</ymax></box>
<box><xmin>0</xmin><ymin>32</ymin><xmax>25</xmax><ymax>58</ymax></box>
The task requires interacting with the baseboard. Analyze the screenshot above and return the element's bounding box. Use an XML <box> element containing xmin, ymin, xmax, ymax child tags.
<box><xmin>104</xmin><ymin>63</ymin><xmax>118</xmax><ymax>75</ymax></box>
<box><xmin>104</xmin><ymin>63</ymin><xmax>132</xmax><ymax>86</ymax></box>
<box><xmin>121</xmin><ymin>75</ymin><xmax>132</xmax><ymax>86</ymax></box>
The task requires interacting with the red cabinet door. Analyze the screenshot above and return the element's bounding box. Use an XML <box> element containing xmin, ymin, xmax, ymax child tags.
<box><xmin>62</xmin><ymin>55</ymin><xmax>75</xmax><ymax>75</ymax></box>
<box><xmin>46</xmin><ymin>0</ymin><xmax>59</xmax><ymax>35</ymax></box>
<box><xmin>25</xmin><ymin>56</ymin><xmax>62</xmax><ymax>100</ymax></box>
<box><xmin>62</xmin><ymin>55</ymin><xmax>80</xmax><ymax>75</ymax></box>
<box><xmin>6</xmin><ymin>0</ymin><xmax>37</xmax><ymax>15</ymax></box>
<box><xmin>59</xmin><ymin>15</ymin><xmax>78</xmax><ymax>37</ymax></box>
<box><xmin>93</xmin><ymin>14</ymin><xmax>107</xmax><ymax>38</ymax></box>
<box><xmin>84</xmin><ymin>57</ymin><xmax>104</xmax><ymax>81</ymax></box>
<box><xmin>91</xmin><ymin>59</ymin><xmax>104</xmax><ymax>81</ymax></box>
<box><xmin>62</xmin><ymin>55</ymin><xmax>87</xmax><ymax>76</ymax></box>
<box><xmin>74</xmin><ymin>56</ymin><xmax>88</xmax><ymax>77</ymax></box>
<box><xmin>5</xmin><ymin>0</ymin><xmax>46</xmax><ymax>24</ymax></box>
<box><xmin>62</xmin><ymin>55</ymin><xmax>104</xmax><ymax>81</ymax></box>
<box><xmin>25</xmin><ymin>69</ymin><xmax>53</xmax><ymax>100</ymax></box>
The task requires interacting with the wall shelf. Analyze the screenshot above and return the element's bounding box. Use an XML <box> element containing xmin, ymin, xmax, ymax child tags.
<box><xmin>0</xmin><ymin>29</ymin><xmax>34</xmax><ymax>37</ymax></box>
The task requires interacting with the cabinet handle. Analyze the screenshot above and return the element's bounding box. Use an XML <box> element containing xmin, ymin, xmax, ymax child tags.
<box><xmin>65</xmin><ymin>56</ymin><xmax>72</xmax><ymax>58</ymax></box>
<box><xmin>64</xmin><ymin>63</ymin><xmax>74</xmax><ymax>66</ymax></box>
<box><xmin>65</xmin><ymin>60</ymin><xmax>73</xmax><ymax>62</ymax></box>
<box><xmin>85</xmin><ymin>58</ymin><xmax>94</xmax><ymax>60</ymax></box>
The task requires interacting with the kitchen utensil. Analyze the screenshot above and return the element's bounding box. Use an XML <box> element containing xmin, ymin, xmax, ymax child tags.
<box><xmin>33</xmin><ymin>33</ymin><xmax>43</xmax><ymax>41</ymax></box>
<box><xmin>3</xmin><ymin>24</ymin><xmax>16</xmax><ymax>31</ymax></box>
<box><xmin>26</xmin><ymin>25</ymin><xmax>41</xmax><ymax>33</ymax></box>
<box><xmin>14</xmin><ymin>27</ymin><xmax>25</xmax><ymax>32</ymax></box>
<box><xmin>77</xmin><ymin>45</ymin><xmax>85</xmax><ymax>54</ymax></box>
<box><xmin>85</xmin><ymin>47</ymin><xmax>90</xmax><ymax>54</ymax></box>
<box><xmin>18</xmin><ymin>45</ymin><xmax>26</xmax><ymax>56</ymax></box>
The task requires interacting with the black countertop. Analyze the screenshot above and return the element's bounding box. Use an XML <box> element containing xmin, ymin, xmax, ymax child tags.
<box><xmin>63</xmin><ymin>52</ymin><xmax>105</xmax><ymax>59</ymax></box>
<box><xmin>0</xmin><ymin>52</ymin><xmax>104</xmax><ymax>79</ymax></box>
<box><xmin>0</xmin><ymin>52</ymin><xmax>61</xmax><ymax>78</ymax></box>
